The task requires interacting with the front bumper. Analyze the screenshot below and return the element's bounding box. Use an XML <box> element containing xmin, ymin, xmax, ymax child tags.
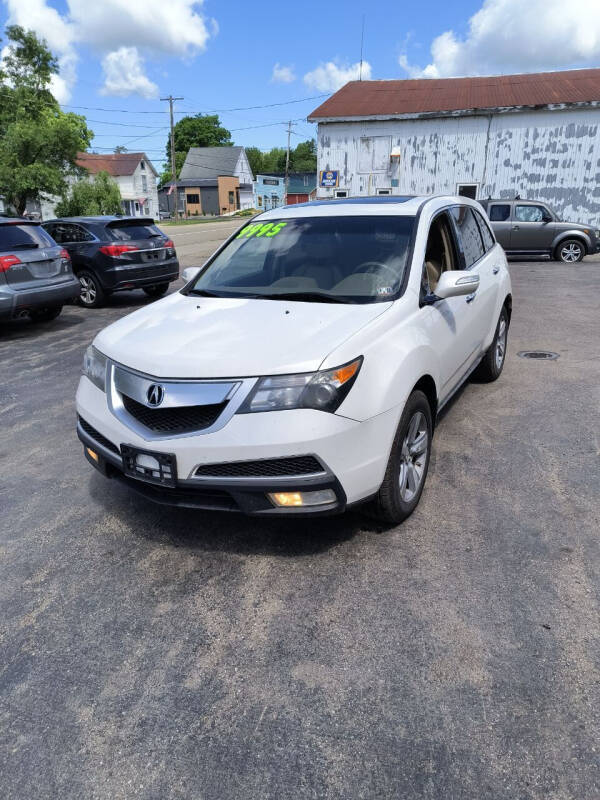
<box><xmin>101</xmin><ymin>258</ymin><xmax>180</xmax><ymax>291</ymax></box>
<box><xmin>0</xmin><ymin>277</ymin><xmax>80</xmax><ymax>321</ymax></box>
<box><xmin>76</xmin><ymin>376</ymin><xmax>400</xmax><ymax>515</ymax></box>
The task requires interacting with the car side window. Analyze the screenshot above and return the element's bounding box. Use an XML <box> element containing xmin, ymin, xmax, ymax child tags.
<box><xmin>489</xmin><ymin>204</ymin><xmax>510</xmax><ymax>222</ymax></box>
<box><xmin>450</xmin><ymin>206</ymin><xmax>485</xmax><ymax>268</ymax></box>
<box><xmin>53</xmin><ymin>223</ymin><xmax>94</xmax><ymax>243</ymax></box>
<box><xmin>515</xmin><ymin>205</ymin><xmax>544</xmax><ymax>223</ymax></box>
<box><xmin>473</xmin><ymin>209</ymin><xmax>495</xmax><ymax>252</ymax></box>
<box><xmin>422</xmin><ymin>211</ymin><xmax>458</xmax><ymax>296</ymax></box>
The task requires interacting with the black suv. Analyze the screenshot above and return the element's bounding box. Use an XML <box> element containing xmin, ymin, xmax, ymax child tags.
<box><xmin>42</xmin><ymin>216</ymin><xmax>179</xmax><ymax>307</ymax></box>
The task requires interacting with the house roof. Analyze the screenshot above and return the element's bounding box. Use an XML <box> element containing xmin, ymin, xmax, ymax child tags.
<box><xmin>76</xmin><ymin>152</ymin><xmax>157</xmax><ymax>177</ymax></box>
<box><xmin>308</xmin><ymin>68</ymin><xmax>600</xmax><ymax>120</ymax></box>
<box><xmin>179</xmin><ymin>146</ymin><xmax>245</xmax><ymax>180</ymax></box>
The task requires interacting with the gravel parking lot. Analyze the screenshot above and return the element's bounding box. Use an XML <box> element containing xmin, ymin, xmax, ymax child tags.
<box><xmin>1</xmin><ymin>222</ymin><xmax>599</xmax><ymax>799</ymax></box>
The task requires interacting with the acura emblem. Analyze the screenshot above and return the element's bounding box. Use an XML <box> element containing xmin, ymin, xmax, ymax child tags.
<box><xmin>146</xmin><ymin>384</ymin><xmax>164</xmax><ymax>406</ymax></box>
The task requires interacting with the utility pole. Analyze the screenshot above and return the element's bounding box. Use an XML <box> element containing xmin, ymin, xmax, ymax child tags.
<box><xmin>161</xmin><ymin>95</ymin><xmax>183</xmax><ymax>220</ymax></box>
<box><xmin>284</xmin><ymin>120</ymin><xmax>292</xmax><ymax>205</ymax></box>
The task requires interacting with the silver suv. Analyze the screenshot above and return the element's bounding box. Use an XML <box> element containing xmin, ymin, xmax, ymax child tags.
<box><xmin>480</xmin><ymin>200</ymin><xmax>600</xmax><ymax>263</ymax></box>
<box><xmin>0</xmin><ymin>218</ymin><xmax>80</xmax><ymax>323</ymax></box>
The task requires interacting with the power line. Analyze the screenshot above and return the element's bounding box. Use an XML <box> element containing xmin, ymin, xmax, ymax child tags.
<box><xmin>59</xmin><ymin>94</ymin><xmax>329</xmax><ymax>115</ymax></box>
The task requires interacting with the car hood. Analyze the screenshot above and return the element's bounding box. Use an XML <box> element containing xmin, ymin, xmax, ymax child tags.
<box><xmin>94</xmin><ymin>291</ymin><xmax>392</xmax><ymax>378</ymax></box>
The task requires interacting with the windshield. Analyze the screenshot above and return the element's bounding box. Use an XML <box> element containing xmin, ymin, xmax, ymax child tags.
<box><xmin>0</xmin><ymin>223</ymin><xmax>57</xmax><ymax>252</ymax></box>
<box><xmin>187</xmin><ymin>215</ymin><xmax>415</xmax><ymax>303</ymax></box>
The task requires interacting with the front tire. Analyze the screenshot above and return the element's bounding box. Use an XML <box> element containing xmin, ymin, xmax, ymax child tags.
<box><xmin>143</xmin><ymin>282</ymin><xmax>169</xmax><ymax>298</ymax></box>
<box><xmin>368</xmin><ymin>390</ymin><xmax>433</xmax><ymax>524</ymax></box>
<box><xmin>77</xmin><ymin>270</ymin><xmax>105</xmax><ymax>308</ymax></box>
<box><xmin>473</xmin><ymin>306</ymin><xmax>508</xmax><ymax>383</ymax></box>
<box><xmin>556</xmin><ymin>239</ymin><xmax>585</xmax><ymax>263</ymax></box>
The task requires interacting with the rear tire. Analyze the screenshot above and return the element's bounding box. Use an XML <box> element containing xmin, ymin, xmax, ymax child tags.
<box><xmin>473</xmin><ymin>306</ymin><xmax>508</xmax><ymax>383</ymax></box>
<box><xmin>30</xmin><ymin>305</ymin><xmax>63</xmax><ymax>322</ymax></box>
<box><xmin>367</xmin><ymin>390</ymin><xmax>433</xmax><ymax>524</ymax></box>
<box><xmin>555</xmin><ymin>239</ymin><xmax>585</xmax><ymax>263</ymax></box>
<box><xmin>77</xmin><ymin>270</ymin><xmax>105</xmax><ymax>308</ymax></box>
<box><xmin>143</xmin><ymin>282</ymin><xmax>169</xmax><ymax>298</ymax></box>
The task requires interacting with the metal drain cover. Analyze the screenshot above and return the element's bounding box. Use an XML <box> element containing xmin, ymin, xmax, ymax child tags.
<box><xmin>517</xmin><ymin>350</ymin><xmax>560</xmax><ymax>360</ymax></box>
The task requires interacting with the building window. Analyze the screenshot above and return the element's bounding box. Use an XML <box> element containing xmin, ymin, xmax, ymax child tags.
<box><xmin>186</xmin><ymin>194</ymin><xmax>200</xmax><ymax>204</ymax></box>
<box><xmin>141</xmin><ymin>175</ymin><xmax>147</xmax><ymax>192</ymax></box>
<box><xmin>258</xmin><ymin>196</ymin><xmax>263</xmax><ymax>207</ymax></box>
<box><xmin>335</xmin><ymin>190</ymin><xmax>348</xmax><ymax>198</ymax></box>
<box><xmin>359</xmin><ymin>136</ymin><xmax>391</xmax><ymax>172</ymax></box>
<box><xmin>377</xmin><ymin>188</ymin><xmax>391</xmax><ymax>195</ymax></box>
<box><xmin>228</xmin><ymin>191</ymin><xmax>234</xmax><ymax>205</ymax></box>
<box><xmin>140</xmin><ymin>160</ymin><xmax>145</xmax><ymax>170</ymax></box>
<box><xmin>457</xmin><ymin>183</ymin><xmax>478</xmax><ymax>199</ymax></box>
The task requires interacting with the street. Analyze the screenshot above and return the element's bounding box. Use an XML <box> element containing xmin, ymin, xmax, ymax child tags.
<box><xmin>1</xmin><ymin>223</ymin><xmax>599</xmax><ymax>800</ymax></box>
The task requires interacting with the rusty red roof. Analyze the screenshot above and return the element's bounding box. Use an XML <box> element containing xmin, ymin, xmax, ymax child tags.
<box><xmin>308</xmin><ymin>69</ymin><xmax>600</xmax><ymax>120</ymax></box>
<box><xmin>76</xmin><ymin>152</ymin><xmax>156</xmax><ymax>176</ymax></box>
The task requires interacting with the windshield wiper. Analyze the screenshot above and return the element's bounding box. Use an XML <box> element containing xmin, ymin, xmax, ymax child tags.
<box><xmin>257</xmin><ymin>291</ymin><xmax>351</xmax><ymax>304</ymax></box>
<box><xmin>188</xmin><ymin>288</ymin><xmax>225</xmax><ymax>298</ymax></box>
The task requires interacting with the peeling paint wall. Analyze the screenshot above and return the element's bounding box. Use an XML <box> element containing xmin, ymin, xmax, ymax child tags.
<box><xmin>316</xmin><ymin>108</ymin><xmax>600</xmax><ymax>224</ymax></box>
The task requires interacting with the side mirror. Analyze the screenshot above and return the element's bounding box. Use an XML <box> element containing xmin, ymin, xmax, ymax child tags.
<box><xmin>542</xmin><ymin>213</ymin><xmax>552</xmax><ymax>223</ymax></box>
<box><xmin>181</xmin><ymin>266</ymin><xmax>201</xmax><ymax>283</ymax></box>
<box><xmin>425</xmin><ymin>270</ymin><xmax>480</xmax><ymax>304</ymax></box>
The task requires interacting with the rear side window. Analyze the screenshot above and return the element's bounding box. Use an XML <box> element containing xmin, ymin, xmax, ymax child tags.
<box><xmin>515</xmin><ymin>205</ymin><xmax>544</xmax><ymax>223</ymax></box>
<box><xmin>50</xmin><ymin>223</ymin><xmax>95</xmax><ymax>244</ymax></box>
<box><xmin>473</xmin><ymin>209</ymin><xmax>495</xmax><ymax>252</ymax></box>
<box><xmin>108</xmin><ymin>222</ymin><xmax>163</xmax><ymax>241</ymax></box>
<box><xmin>489</xmin><ymin>204</ymin><xmax>510</xmax><ymax>222</ymax></box>
<box><xmin>450</xmin><ymin>206</ymin><xmax>485</xmax><ymax>268</ymax></box>
<box><xmin>0</xmin><ymin>223</ymin><xmax>56</xmax><ymax>252</ymax></box>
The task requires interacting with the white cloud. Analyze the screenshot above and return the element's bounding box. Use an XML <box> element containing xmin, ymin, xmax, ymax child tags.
<box><xmin>400</xmin><ymin>0</ymin><xmax>600</xmax><ymax>78</ymax></box>
<box><xmin>3</xmin><ymin>0</ymin><xmax>216</xmax><ymax>101</ymax></box>
<box><xmin>271</xmin><ymin>63</ymin><xmax>295</xmax><ymax>83</ymax></box>
<box><xmin>68</xmin><ymin>0</ymin><xmax>212</xmax><ymax>57</ymax></box>
<box><xmin>4</xmin><ymin>0</ymin><xmax>78</xmax><ymax>102</ymax></box>
<box><xmin>100</xmin><ymin>47</ymin><xmax>159</xmax><ymax>99</ymax></box>
<box><xmin>303</xmin><ymin>60</ymin><xmax>372</xmax><ymax>92</ymax></box>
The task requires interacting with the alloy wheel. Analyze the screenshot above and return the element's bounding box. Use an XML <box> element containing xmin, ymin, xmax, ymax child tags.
<box><xmin>398</xmin><ymin>411</ymin><xmax>428</xmax><ymax>502</ymax></box>
<box><xmin>495</xmin><ymin>316</ymin><xmax>507</xmax><ymax>371</ymax></box>
<box><xmin>79</xmin><ymin>275</ymin><xmax>96</xmax><ymax>305</ymax></box>
<box><xmin>560</xmin><ymin>243</ymin><xmax>582</xmax><ymax>262</ymax></box>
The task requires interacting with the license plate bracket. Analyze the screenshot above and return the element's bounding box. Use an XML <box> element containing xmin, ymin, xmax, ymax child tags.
<box><xmin>121</xmin><ymin>445</ymin><xmax>177</xmax><ymax>487</ymax></box>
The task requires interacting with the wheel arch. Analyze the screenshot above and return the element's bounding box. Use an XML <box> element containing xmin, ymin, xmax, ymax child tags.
<box><xmin>503</xmin><ymin>293</ymin><xmax>512</xmax><ymax>323</ymax></box>
<box><xmin>412</xmin><ymin>374</ymin><xmax>438</xmax><ymax>431</ymax></box>
<box><xmin>552</xmin><ymin>232</ymin><xmax>590</xmax><ymax>257</ymax></box>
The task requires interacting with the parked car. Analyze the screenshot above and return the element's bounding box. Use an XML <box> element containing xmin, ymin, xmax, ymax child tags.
<box><xmin>0</xmin><ymin>218</ymin><xmax>79</xmax><ymax>323</ymax></box>
<box><xmin>480</xmin><ymin>198</ymin><xmax>600</xmax><ymax>262</ymax></box>
<box><xmin>76</xmin><ymin>195</ymin><xmax>512</xmax><ymax>523</ymax></box>
<box><xmin>42</xmin><ymin>216</ymin><xmax>180</xmax><ymax>308</ymax></box>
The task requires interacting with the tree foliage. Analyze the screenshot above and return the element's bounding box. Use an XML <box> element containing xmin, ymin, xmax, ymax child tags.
<box><xmin>0</xmin><ymin>26</ymin><xmax>92</xmax><ymax>215</ymax></box>
<box><xmin>55</xmin><ymin>171</ymin><xmax>122</xmax><ymax>217</ymax></box>
<box><xmin>159</xmin><ymin>151</ymin><xmax>187</xmax><ymax>187</ymax></box>
<box><xmin>166</xmin><ymin>114</ymin><xmax>232</xmax><ymax>162</ymax></box>
<box><xmin>245</xmin><ymin>139</ymin><xmax>317</xmax><ymax>178</ymax></box>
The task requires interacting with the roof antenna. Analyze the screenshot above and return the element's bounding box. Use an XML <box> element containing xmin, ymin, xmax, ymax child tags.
<box><xmin>359</xmin><ymin>15</ymin><xmax>365</xmax><ymax>81</ymax></box>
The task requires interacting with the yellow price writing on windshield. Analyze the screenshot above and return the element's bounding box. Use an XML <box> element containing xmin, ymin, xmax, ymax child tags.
<box><xmin>237</xmin><ymin>222</ymin><xmax>287</xmax><ymax>239</ymax></box>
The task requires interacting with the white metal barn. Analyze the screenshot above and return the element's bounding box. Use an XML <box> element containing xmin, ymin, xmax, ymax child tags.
<box><xmin>308</xmin><ymin>69</ymin><xmax>600</xmax><ymax>225</ymax></box>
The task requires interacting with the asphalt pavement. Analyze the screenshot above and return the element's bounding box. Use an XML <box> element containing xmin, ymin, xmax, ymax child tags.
<box><xmin>1</xmin><ymin>226</ymin><xmax>599</xmax><ymax>800</ymax></box>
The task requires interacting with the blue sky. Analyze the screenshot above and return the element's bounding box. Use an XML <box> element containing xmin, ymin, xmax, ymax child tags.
<box><xmin>1</xmin><ymin>0</ymin><xmax>598</xmax><ymax>172</ymax></box>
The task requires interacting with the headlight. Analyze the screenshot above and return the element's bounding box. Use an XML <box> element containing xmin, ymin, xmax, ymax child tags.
<box><xmin>82</xmin><ymin>345</ymin><xmax>107</xmax><ymax>392</ymax></box>
<box><xmin>239</xmin><ymin>357</ymin><xmax>362</xmax><ymax>414</ymax></box>
<box><xmin>595</xmin><ymin>230</ymin><xmax>600</xmax><ymax>239</ymax></box>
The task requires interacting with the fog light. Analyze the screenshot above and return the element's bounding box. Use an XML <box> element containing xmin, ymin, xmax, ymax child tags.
<box><xmin>268</xmin><ymin>489</ymin><xmax>336</xmax><ymax>508</ymax></box>
<box><xmin>86</xmin><ymin>447</ymin><xmax>99</xmax><ymax>462</ymax></box>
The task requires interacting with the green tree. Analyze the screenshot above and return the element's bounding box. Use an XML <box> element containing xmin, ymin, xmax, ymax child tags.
<box><xmin>261</xmin><ymin>147</ymin><xmax>287</xmax><ymax>174</ymax></box>
<box><xmin>245</xmin><ymin>146</ymin><xmax>263</xmax><ymax>179</ymax></box>
<box><xmin>113</xmin><ymin>145</ymin><xmax>128</xmax><ymax>153</ymax></box>
<box><xmin>159</xmin><ymin>151</ymin><xmax>186</xmax><ymax>187</ymax></box>
<box><xmin>55</xmin><ymin>171</ymin><xmax>122</xmax><ymax>216</ymax></box>
<box><xmin>0</xmin><ymin>26</ymin><xmax>92</xmax><ymax>215</ymax></box>
<box><xmin>166</xmin><ymin>114</ymin><xmax>232</xmax><ymax>163</ymax></box>
<box><xmin>291</xmin><ymin>139</ymin><xmax>317</xmax><ymax>172</ymax></box>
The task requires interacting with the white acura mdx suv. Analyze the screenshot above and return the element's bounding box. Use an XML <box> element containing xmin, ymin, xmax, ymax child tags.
<box><xmin>77</xmin><ymin>195</ymin><xmax>512</xmax><ymax>523</ymax></box>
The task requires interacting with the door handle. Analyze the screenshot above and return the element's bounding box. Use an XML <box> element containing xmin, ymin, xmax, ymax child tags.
<box><xmin>466</xmin><ymin>293</ymin><xmax>476</xmax><ymax>303</ymax></box>
<box><xmin>512</xmin><ymin>225</ymin><xmax>520</xmax><ymax>230</ymax></box>
<box><xmin>493</xmin><ymin>265</ymin><xmax>500</xmax><ymax>274</ymax></box>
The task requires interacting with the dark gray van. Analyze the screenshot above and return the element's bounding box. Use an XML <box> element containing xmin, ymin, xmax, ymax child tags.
<box><xmin>0</xmin><ymin>219</ymin><xmax>79</xmax><ymax>323</ymax></box>
<box><xmin>480</xmin><ymin>199</ymin><xmax>600</xmax><ymax>262</ymax></box>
